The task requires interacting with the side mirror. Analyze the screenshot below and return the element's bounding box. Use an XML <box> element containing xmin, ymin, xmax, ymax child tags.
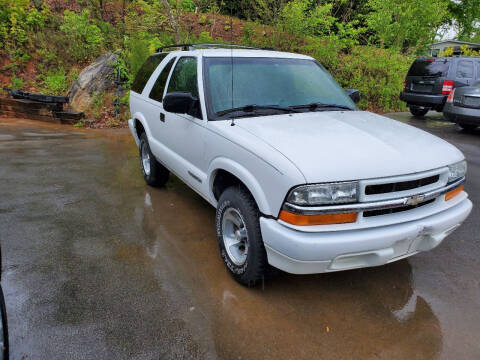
<box><xmin>163</xmin><ymin>92</ymin><xmax>198</xmax><ymax>116</ymax></box>
<box><xmin>346</xmin><ymin>89</ymin><xmax>360</xmax><ymax>104</ymax></box>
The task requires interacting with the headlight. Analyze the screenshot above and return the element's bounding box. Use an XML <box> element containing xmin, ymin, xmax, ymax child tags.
<box><xmin>448</xmin><ymin>160</ymin><xmax>467</xmax><ymax>183</ymax></box>
<box><xmin>286</xmin><ymin>181</ymin><xmax>358</xmax><ymax>206</ymax></box>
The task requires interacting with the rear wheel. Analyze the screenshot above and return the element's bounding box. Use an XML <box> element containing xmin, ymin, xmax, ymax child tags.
<box><xmin>139</xmin><ymin>133</ymin><xmax>169</xmax><ymax>187</ymax></box>
<box><xmin>409</xmin><ymin>106</ymin><xmax>429</xmax><ymax>117</ymax></box>
<box><xmin>458</xmin><ymin>123</ymin><xmax>478</xmax><ymax>132</ymax></box>
<box><xmin>216</xmin><ymin>186</ymin><xmax>269</xmax><ymax>286</ymax></box>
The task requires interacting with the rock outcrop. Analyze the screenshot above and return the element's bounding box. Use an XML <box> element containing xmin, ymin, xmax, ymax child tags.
<box><xmin>68</xmin><ymin>52</ymin><xmax>119</xmax><ymax>112</ymax></box>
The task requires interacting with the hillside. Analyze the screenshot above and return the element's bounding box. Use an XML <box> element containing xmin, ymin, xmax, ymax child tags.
<box><xmin>1</xmin><ymin>0</ymin><xmax>478</xmax><ymax>126</ymax></box>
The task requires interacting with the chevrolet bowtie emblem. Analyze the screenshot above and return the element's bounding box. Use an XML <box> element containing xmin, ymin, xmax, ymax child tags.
<box><xmin>405</xmin><ymin>194</ymin><xmax>425</xmax><ymax>206</ymax></box>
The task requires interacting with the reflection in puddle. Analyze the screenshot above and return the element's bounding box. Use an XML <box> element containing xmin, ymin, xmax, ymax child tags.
<box><xmin>129</xmin><ymin>181</ymin><xmax>442</xmax><ymax>360</ymax></box>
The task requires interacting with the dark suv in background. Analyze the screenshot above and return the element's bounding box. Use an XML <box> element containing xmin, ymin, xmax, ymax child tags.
<box><xmin>400</xmin><ymin>56</ymin><xmax>480</xmax><ymax>117</ymax></box>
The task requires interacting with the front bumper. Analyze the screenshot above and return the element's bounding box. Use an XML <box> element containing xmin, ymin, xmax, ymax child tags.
<box><xmin>261</xmin><ymin>197</ymin><xmax>472</xmax><ymax>274</ymax></box>
<box><xmin>400</xmin><ymin>91</ymin><xmax>446</xmax><ymax>108</ymax></box>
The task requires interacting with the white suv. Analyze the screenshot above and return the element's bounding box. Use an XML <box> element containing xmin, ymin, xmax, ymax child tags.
<box><xmin>128</xmin><ymin>44</ymin><xmax>472</xmax><ymax>286</ymax></box>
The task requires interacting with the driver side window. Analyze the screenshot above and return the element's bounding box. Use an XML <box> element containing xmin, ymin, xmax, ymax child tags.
<box><xmin>167</xmin><ymin>57</ymin><xmax>199</xmax><ymax>98</ymax></box>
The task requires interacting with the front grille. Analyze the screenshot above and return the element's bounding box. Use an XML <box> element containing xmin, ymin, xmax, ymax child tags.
<box><xmin>365</xmin><ymin>175</ymin><xmax>439</xmax><ymax>195</ymax></box>
<box><xmin>363</xmin><ymin>199</ymin><xmax>435</xmax><ymax>217</ymax></box>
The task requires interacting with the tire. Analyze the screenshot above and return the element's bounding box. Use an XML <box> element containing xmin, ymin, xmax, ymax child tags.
<box><xmin>216</xmin><ymin>186</ymin><xmax>270</xmax><ymax>286</ymax></box>
<box><xmin>0</xmin><ymin>286</ymin><xmax>8</xmax><ymax>360</ymax></box>
<box><xmin>458</xmin><ymin>123</ymin><xmax>478</xmax><ymax>132</ymax></box>
<box><xmin>139</xmin><ymin>133</ymin><xmax>169</xmax><ymax>187</ymax></box>
<box><xmin>409</xmin><ymin>106</ymin><xmax>429</xmax><ymax>117</ymax></box>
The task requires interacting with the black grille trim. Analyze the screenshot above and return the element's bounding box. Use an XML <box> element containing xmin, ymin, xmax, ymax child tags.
<box><xmin>363</xmin><ymin>199</ymin><xmax>435</xmax><ymax>217</ymax></box>
<box><xmin>365</xmin><ymin>175</ymin><xmax>440</xmax><ymax>195</ymax></box>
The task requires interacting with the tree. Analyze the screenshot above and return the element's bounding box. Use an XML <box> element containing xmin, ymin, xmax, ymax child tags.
<box><xmin>160</xmin><ymin>0</ymin><xmax>180</xmax><ymax>43</ymax></box>
<box><xmin>447</xmin><ymin>0</ymin><xmax>480</xmax><ymax>40</ymax></box>
<box><xmin>365</xmin><ymin>0</ymin><xmax>449</xmax><ymax>53</ymax></box>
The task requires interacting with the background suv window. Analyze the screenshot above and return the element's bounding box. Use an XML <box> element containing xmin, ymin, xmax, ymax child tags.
<box><xmin>131</xmin><ymin>53</ymin><xmax>167</xmax><ymax>94</ymax></box>
<box><xmin>166</xmin><ymin>57</ymin><xmax>199</xmax><ymax>98</ymax></box>
<box><xmin>407</xmin><ymin>59</ymin><xmax>450</xmax><ymax>77</ymax></box>
<box><xmin>456</xmin><ymin>60</ymin><xmax>473</xmax><ymax>79</ymax></box>
<box><xmin>149</xmin><ymin>57</ymin><xmax>176</xmax><ymax>102</ymax></box>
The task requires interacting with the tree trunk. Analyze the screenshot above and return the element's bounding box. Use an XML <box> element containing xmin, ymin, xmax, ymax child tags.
<box><xmin>160</xmin><ymin>0</ymin><xmax>181</xmax><ymax>43</ymax></box>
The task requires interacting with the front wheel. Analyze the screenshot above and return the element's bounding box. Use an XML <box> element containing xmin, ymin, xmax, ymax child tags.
<box><xmin>216</xmin><ymin>186</ymin><xmax>269</xmax><ymax>286</ymax></box>
<box><xmin>409</xmin><ymin>106</ymin><xmax>429</xmax><ymax>117</ymax></box>
<box><xmin>139</xmin><ymin>133</ymin><xmax>169</xmax><ymax>187</ymax></box>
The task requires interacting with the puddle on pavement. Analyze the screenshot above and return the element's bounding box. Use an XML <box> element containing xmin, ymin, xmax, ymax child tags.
<box><xmin>106</xmin><ymin>145</ymin><xmax>443</xmax><ymax>359</ymax></box>
<box><xmin>5</xmin><ymin>119</ymin><xmax>473</xmax><ymax>359</ymax></box>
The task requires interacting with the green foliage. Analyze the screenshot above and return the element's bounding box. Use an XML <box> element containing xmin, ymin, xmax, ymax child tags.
<box><xmin>119</xmin><ymin>91</ymin><xmax>130</xmax><ymax>106</ymax></box>
<box><xmin>439</xmin><ymin>46</ymin><xmax>454</xmax><ymax>57</ymax></box>
<box><xmin>280</xmin><ymin>0</ymin><xmax>334</xmax><ymax>37</ymax></box>
<box><xmin>460</xmin><ymin>44</ymin><xmax>480</xmax><ymax>57</ymax></box>
<box><xmin>9</xmin><ymin>75</ymin><xmax>23</xmax><ymax>89</ymax></box>
<box><xmin>3</xmin><ymin>0</ymin><xmax>473</xmax><ymax>118</ymax></box>
<box><xmin>60</xmin><ymin>9</ymin><xmax>103</xmax><ymax>61</ymax></box>
<box><xmin>448</xmin><ymin>0</ymin><xmax>480</xmax><ymax>41</ymax></box>
<box><xmin>277</xmin><ymin>0</ymin><xmax>364</xmax><ymax>49</ymax></box>
<box><xmin>40</xmin><ymin>68</ymin><xmax>68</xmax><ymax>95</ymax></box>
<box><xmin>73</xmin><ymin>121</ymin><xmax>84</xmax><ymax>128</ymax></box>
<box><xmin>0</xmin><ymin>0</ymin><xmax>49</xmax><ymax>47</ymax></box>
<box><xmin>122</xmin><ymin>35</ymin><xmax>152</xmax><ymax>85</ymax></box>
<box><xmin>365</xmin><ymin>0</ymin><xmax>449</xmax><ymax>53</ymax></box>
<box><xmin>175</xmin><ymin>0</ymin><xmax>196</xmax><ymax>12</ymax></box>
<box><xmin>440</xmin><ymin>45</ymin><xmax>480</xmax><ymax>57</ymax></box>
<box><xmin>334</xmin><ymin>46</ymin><xmax>412</xmax><ymax>112</ymax></box>
<box><xmin>197</xmin><ymin>31</ymin><xmax>213</xmax><ymax>43</ymax></box>
<box><xmin>242</xmin><ymin>22</ymin><xmax>255</xmax><ymax>45</ymax></box>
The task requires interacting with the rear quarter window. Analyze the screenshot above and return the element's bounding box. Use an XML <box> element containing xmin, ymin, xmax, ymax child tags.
<box><xmin>407</xmin><ymin>59</ymin><xmax>450</xmax><ymax>77</ymax></box>
<box><xmin>131</xmin><ymin>53</ymin><xmax>167</xmax><ymax>94</ymax></box>
<box><xmin>149</xmin><ymin>57</ymin><xmax>176</xmax><ymax>102</ymax></box>
<box><xmin>456</xmin><ymin>60</ymin><xmax>474</xmax><ymax>79</ymax></box>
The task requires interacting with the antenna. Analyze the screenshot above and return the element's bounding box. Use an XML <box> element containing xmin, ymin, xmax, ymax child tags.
<box><xmin>230</xmin><ymin>2</ymin><xmax>235</xmax><ymax>126</ymax></box>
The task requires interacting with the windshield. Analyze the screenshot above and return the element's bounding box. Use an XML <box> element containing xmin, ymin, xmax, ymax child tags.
<box><xmin>203</xmin><ymin>57</ymin><xmax>355</xmax><ymax>118</ymax></box>
<box><xmin>407</xmin><ymin>59</ymin><xmax>450</xmax><ymax>77</ymax></box>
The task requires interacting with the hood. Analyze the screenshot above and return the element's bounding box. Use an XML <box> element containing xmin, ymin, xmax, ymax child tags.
<box><xmin>234</xmin><ymin>111</ymin><xmax>464</xmax><ymax>183</ymax></box>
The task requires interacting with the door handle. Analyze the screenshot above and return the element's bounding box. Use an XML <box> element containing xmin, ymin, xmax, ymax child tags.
<box><xmin>160</xmin><ymin>113</ymin><xmax>165</xmax><ymax>122</ymax></box>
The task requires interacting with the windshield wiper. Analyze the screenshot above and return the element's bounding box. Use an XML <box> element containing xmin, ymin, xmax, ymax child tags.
<box><xmin>291</xmin><ymin>103</ymin><xmax>354</xmax><ymax>111</ymax></box>
<box><xmin>217</xmin><ymin>104</ymin><xmax>300</xmax><ymax>117</ymax></box>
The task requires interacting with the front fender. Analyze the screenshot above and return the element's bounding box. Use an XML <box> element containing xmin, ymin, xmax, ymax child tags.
<box><xmin>208</xmin><ymin>157</ymin><xmax>272</xmax><ymax>215</ymax></box>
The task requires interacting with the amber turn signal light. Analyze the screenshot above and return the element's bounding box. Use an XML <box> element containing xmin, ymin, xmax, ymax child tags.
<box><xmin>445</xmin><ymin>185</ymin><xmax>464</xmax><ymax>201</ymax></box>
<box><xmin>279</xmin><ymin>210</ymin><xmax>358</xmax><ymax>226</ymax></box>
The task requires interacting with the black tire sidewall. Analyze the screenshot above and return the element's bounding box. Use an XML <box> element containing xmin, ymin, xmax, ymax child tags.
<box><xmin>139</xmin><ymin>133</ymin><xmax>169</xmax><ymax>187</ymax></box>
<box><xmin>410</xmin><ymin>106</ymin><xmax>428</xmax><ymax>117</ymax></box>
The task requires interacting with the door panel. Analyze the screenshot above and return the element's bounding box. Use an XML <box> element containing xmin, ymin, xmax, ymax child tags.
<box><xmin>161</xmin><ymin>56</ymin><xmax>207</xmax><ymax>193</ymax></box>
<box><xmin>144</xmin><ymin>57</ymin><xmax>176</xmax><ymax>147</ymax></box>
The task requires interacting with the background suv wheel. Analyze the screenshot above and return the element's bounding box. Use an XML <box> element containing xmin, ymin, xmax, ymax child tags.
<box><xmin>409</xmin><ymin>106</ymin><xmax>429</xmax><ymax>117</ymax></box>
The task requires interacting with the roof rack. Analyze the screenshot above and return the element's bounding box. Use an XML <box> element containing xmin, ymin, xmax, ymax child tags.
<box><xmin>156</xmin><ymin>43</ymin><xmax>276</xmax><ymax>53</ymax></box>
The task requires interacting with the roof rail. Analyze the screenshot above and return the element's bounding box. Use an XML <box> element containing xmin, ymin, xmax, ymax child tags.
<box><xmin>156</xmin><ymin>43</ymin><xmax>276</xmax><ymax>53</ymax></box>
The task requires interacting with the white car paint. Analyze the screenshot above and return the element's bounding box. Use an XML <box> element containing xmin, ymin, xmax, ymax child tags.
<box><xmin>128</xmin><ymin>48</ymin><xmax>472</xmax><ymax>274</ymax></box>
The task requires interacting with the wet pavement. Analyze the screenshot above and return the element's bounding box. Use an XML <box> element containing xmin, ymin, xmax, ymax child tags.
<box><xmin>0</xmin><ymin>114</ymin><xmax>478</xmax><ymax>359</ymax></box>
